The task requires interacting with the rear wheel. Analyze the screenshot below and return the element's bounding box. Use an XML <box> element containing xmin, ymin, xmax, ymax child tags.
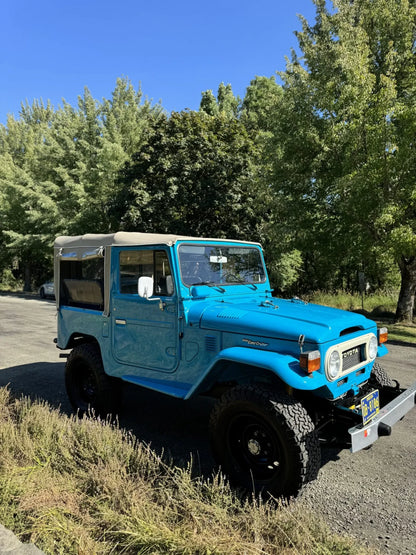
<box><xmin>209</xmin><ymin>385</ymin><xmax>321</xmax><ymax>498</ymax></box>
<box><xmin>65</xmin><ymin>343</ymin><xmax>121</xmax><ymax>417</ymax></box>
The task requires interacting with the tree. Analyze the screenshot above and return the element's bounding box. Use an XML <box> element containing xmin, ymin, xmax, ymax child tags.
<box><xmin>271</xmin><ymin>0</ymin><xmax>416</xmax><ymax>319</ymax></box>
<box><xmin>241</xmin><ymin>76</ymin><xmax>283</xmax><ymax>133</ymax></box>
<box><xmin>113</xmin><ymin>110</ymin><xmax>268</xmax><ymax>241</ymax></box>
<box><xmin>0</xmin><ymin>104</ymin><xmax>59</xmax><ymax>289</ymax></box>
<box><xmin>0</xmin><ymin>79</ymin><xmax>163</xmax><ymax>289</ymax></box>
<box><xmin>200</xmin><ymin>83</ymin><xmax>241</xmax><ymax>117</ymax></box>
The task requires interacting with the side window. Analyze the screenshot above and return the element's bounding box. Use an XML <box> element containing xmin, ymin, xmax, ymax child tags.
<box><xmin>154</xmin><ymin>251</ymin><xmax>174</xmax><ymax>296</ymax></box>
<box><xmin>60</xmin><ymin>258</ymin><xmax>104</xmax><ymax>310</ymax></box>
<box><xmin>119</xmin><ymin>250</ymin><xmax>152</xmax><ymax>294</ymax></box>
<box><xmin>119</xmin><ymin>250</ymin><xmax>174</xmax><ymax>296</ymax></box>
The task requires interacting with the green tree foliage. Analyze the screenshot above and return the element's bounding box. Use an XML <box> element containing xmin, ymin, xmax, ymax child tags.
<box><xmin>242</xmin><ymin>76</ymin><xmax>283</xmax><ymax>133</ymax></box>
<box><xmin>0</xmin><ymin>79</ymin><xmax>161</xmax><ymax>289</ymax></box>
<box><xmin>271</xmin><ymin>0</ymin><xmax>416</xmax><ymax>319</ymax></box>
<box><xmin>239</xmin><ymin>76</ymin><xmax>305</xmax><ymax>292</ymax></box>
<box><xmin>0</xmin><ymin>102</ymin><xmax>58</xmax><ymax>289</ymax></box>
<box><xmin>113</xmin><ymin>110</ymin><xmax>268</xmax><ymax>241</ymax></box>
<box><xmin>200</xmin><ymin>83</ymin><xmax>241</xmax><ymax>117</ymax></box>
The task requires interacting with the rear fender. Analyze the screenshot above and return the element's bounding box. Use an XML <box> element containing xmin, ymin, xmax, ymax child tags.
<box><xmin>185</xmin><ymin>346</ymin><xmax>327</xmax><ymax>399</ymax></box>
<box><xmin>64</xmin><ymin>333</ymin><xmax>99</xmax><ymax>350</ymax></box>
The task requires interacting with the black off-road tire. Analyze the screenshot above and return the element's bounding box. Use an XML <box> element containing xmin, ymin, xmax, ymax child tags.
<box><xmin>370</xmin><ymin>362</ymin><xmax>395</xmax><ymax>388</ymax></box>
<box><xmin>65</xmin><ymin>343</ymin><xmax>121</xmax><ymax>417</ymax></box>
<box><xmin>209</xmin><ymin>385</ymin><xmax>321</xmax><ymax>499</ymax></box>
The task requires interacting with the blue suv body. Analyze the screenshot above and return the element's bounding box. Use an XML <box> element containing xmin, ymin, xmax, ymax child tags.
<box><xmin>54</xmin><ymin>232</ymin><xmax>416</xmax><ymax>497</ymax></box>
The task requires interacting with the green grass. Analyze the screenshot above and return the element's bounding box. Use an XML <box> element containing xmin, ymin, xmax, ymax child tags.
<box><xmin>307</xmin><ymin>290</ymin><xmax>398</xmax><ymax>314</ymax></box>
<box><xmin>375</xmin><ymin>321</ymin><xmax>416</xmax><ymax>344</ymax></box>
<box><xmin>0</xmin><ymin>388</ymin><xmax>369</xmax><ymax>555</ymax></box>
<box><xmin>308</xmin><ymin>291</ymin><xmax>416</xmax><ymax>344</ymax></box>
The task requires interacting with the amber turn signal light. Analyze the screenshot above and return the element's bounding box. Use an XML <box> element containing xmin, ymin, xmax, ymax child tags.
<box><xmin>299</xmin><ymin>350</ymin><xmax>321</xmax><ymax>373</ymax></box>
<box><xmin>378</xmin><ymin>327</ymin><xmax>388</xmax><ymax>344</ymax></box>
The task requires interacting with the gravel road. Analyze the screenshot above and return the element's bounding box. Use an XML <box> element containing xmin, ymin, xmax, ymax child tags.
<box><xmin>0</xmin><ymin>294</ymin><xmax>415</xmax><ymax>554</ymax></box>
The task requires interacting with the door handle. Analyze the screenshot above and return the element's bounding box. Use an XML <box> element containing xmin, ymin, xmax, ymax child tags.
<box><xmin>115</xmin><ymin>319</ymin><xmax>126</xmax><ymax>326</ymax></box>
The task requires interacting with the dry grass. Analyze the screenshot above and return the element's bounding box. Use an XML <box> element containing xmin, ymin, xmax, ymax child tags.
<box><xmin>0</xmin><ymin>387</ymin><xmax>369</xmax><ymax>554</ymax></box>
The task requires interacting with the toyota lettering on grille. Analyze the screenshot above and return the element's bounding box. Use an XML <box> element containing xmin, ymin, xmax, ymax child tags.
<box><xmin>343</xmin><ymin>347</ymin><xmax>359</xmax><ymax>359</ymax></box>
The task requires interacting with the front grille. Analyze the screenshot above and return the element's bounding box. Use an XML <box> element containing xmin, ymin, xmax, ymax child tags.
<box><xmin>342</xmin><ymin>345</ymin><xmax>363</xmax><ymax>371</ymax></box>
<box><xmin>326</xmin><ymin>333</ymin><xmax>374</xmax><ymax>382</ymax></box>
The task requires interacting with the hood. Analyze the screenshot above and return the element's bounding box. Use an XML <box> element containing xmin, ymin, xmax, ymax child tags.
<box><xmin>189</xmin><ymin>298</ymin><xmax>375</xmax><ymax>344</ymax></box>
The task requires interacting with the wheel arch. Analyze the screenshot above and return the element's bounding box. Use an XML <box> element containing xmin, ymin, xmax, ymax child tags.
<box><xmin>186</xmin><ymin>346</ymin><xmax>318</xmax><ymax>399</ymax></box>
<box><xmin>65</xmin><ymin>333</ymin><xmax>101</xmax><ymax>351</ymax></box>
<box><xmin>196</xmin><ymin>359</ymin><xmax>287</xmax><ymax>398</ymax></box>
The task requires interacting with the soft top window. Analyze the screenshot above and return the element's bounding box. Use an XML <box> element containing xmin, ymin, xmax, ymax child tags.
<box><xmin>60</xmin><ymin>257</ymin><xmax>104</xmax><ymax>310</ymax></box>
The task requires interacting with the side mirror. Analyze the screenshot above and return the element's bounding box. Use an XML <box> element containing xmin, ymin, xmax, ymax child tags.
<box><xmin>138</xmin><ymin>276</ymin><xmax>154</xmax><ymax>299</ymax></box>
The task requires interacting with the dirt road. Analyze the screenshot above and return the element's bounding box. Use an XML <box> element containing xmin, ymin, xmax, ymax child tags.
<box><xmin>0</xmin><ymin>294</ymin><xmax>415</xmax><ymax>554</ymax></box>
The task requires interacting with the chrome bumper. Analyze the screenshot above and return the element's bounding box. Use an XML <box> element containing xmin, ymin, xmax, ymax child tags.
<box><xmin>349</xmin><ymin>380</ymin><xmax>416</xmax><ymax>453</ymax></box>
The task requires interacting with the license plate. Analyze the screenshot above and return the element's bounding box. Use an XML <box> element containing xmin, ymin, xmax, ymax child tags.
<box><xmin>361</xmin><ymin>390</ymin><xmax>380</xmax><ymax>425</ymax></box>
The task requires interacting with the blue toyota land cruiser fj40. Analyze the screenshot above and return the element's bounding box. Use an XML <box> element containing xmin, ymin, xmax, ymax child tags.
<box><xmin>54</xmin><ymin>232</ymin><xmax>416</xmax><ymax>497</ymax></box>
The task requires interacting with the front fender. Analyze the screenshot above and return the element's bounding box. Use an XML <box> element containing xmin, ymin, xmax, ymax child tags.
<box><xmin>185</xmin><ymin>346</ymin><xmax>327</xmax><ymax>399</ymax></box>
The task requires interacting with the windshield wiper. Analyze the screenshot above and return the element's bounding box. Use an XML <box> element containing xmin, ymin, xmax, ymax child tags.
<box><xmin>191</xmin><ymin>281</ymin><xmax>226</xmax><ymax>292</ymax></box>
<box><xmin>224</xmin><ymin>278</ymin><xmax>258</xmax><ymax>290</ymax></box>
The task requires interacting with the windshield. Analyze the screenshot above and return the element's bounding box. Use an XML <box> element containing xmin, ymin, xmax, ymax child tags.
<box><xmin>178</xmin><ymin>244</ymin><xmax>266</xmax><ymax>287</ymax></box>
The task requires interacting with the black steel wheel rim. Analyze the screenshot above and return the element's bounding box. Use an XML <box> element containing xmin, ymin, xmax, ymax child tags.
<box><xmin>75</xmin><ymin>364</ymin><xmax>97</xmax><ymax>405</ymax></box>
<box><xmin>227</xmin><ymin>413</ymin><xmax>284</xmax><ymax>481</ymax></box>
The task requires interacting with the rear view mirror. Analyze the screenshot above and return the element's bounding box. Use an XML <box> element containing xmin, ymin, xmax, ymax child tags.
<box><xmin>138</xmin><ymin>276</ymin><xmax>154</xmax><ymax>299</ymax></box>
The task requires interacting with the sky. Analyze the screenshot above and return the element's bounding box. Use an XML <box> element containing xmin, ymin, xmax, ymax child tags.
<box><xmin>1</xmin><ymin>0</ymin><xmax>318</xmax><ymax>123</ymax></box>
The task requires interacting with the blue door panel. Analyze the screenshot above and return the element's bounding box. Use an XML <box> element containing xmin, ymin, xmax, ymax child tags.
<box><xmin>111</xmin><ymin>245</ymin><xmax>179</xmax><ymax>374</ymax></box>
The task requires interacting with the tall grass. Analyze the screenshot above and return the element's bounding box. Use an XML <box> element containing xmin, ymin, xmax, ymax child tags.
<box><xmin>0</xmin><ymin>388</ymin><xmax>369</xmax><ymax>554</ymax></box>
<box><xmin>307</xmin><ymin>290</ymin><xmax>398</xmax><ymax>315</ymax></box>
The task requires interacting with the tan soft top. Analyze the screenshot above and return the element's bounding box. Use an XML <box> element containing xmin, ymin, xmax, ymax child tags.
<box><xmin>54</xmin><ymin>232</ymin><xmax>260</xmax><ymax>250</ymax></box>
<box><xmin>54</xmin><ymin>232</ymin><xmax>196</xmax><ymax>249</ymax></box>
<box><xmin>54</xmin><ymin>232</ymin><xmax>261</xmax><ymax>314</ymax></box>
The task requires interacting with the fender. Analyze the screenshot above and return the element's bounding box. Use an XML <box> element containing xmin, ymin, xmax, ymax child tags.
<box><xmin>185</xmin><ymin>346</ymin><xmax>328</xmax><ymax>399</ymax></box>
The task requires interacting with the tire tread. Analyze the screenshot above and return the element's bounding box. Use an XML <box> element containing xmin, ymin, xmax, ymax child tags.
<box><xmin>209</xmin><ymin>385</ymin><xmax>320</xmax><ymax>497</ymax></box>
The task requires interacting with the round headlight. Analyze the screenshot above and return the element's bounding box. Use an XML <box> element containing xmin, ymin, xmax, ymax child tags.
<box><xmin>368</xmin><ymin>335</ymin><xmax>378</xmax><ymax>360</ymax></box>
<box><xmin>328</xmin><ymin>350</ymin><xmax>341</xmax><ymax>380</ymax></box>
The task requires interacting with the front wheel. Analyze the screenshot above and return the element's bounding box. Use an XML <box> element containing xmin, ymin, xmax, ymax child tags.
<box><xmin>65</xmin><ymin>343</ymin><xmax>121</xmax><ymax>417</ymax></box>
<box><xmin>209</xmin><ymin>385</ymin><xmax>321</xmax><ymax>498</ymax></box>
<box><xmin>369</xmin><ymin>362</ymin><xmax>395</xmax><ymax>388</ymax></box>
<box><xmin>369</xmin><ymin>361</ymin><xmax>398</xmax><ymax>406</ymax></box>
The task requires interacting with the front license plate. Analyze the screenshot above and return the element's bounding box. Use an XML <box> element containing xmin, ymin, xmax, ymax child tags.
<box><xmin>361</xmin><ymin>390</ymin><xmax>380</xmax><ymax>425</ymax></box>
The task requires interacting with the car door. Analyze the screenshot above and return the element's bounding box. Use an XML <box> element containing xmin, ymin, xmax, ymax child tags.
<box><xmin>111</xmin><ymin>246</ymin><xmax>179</xmax><ymax>373</ymax></box>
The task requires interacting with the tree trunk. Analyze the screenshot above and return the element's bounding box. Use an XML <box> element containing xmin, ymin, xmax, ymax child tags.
<box><xmin>23</xmin><ymin>264</ymin><xmax>32</xmax><ymax>292</ymax></box>
<box><xmin>395</xmin><ymin>256</ymin><xmax>416</xmax><ymax>322</ymax></box>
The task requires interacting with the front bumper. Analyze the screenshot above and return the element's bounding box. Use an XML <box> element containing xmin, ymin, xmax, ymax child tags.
<box><xmin>349</xmin><ymin>380</ymin><xmax>416</xmax><ymax>452</ymax></box>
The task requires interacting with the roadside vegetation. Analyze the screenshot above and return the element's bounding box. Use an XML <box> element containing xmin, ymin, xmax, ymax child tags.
<box><xmin>0</xmin><ymin>269</ymin><xmax>23</xmax><ymax>292</ymax></box>
<box><xmin>0</xmin><ymin>387</ymin><xmax>370</xmax><ymax>555</ymax></box>
<box><xmin>308</xmin><ymin>291</ymin><xmax>416</xmax><ymax>345</ymax></box>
